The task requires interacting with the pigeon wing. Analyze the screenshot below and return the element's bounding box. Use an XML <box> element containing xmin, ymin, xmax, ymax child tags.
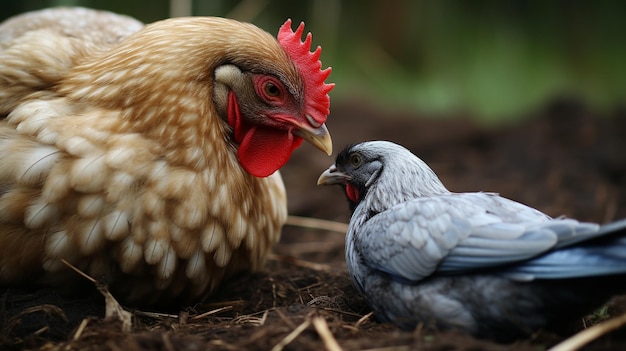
<box><xmin>354</xmin><ymin>193</ymin><xmax>601</xmax><ymax>282</ymax></box>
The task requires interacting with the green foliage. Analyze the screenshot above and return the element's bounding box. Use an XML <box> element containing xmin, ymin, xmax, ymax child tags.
<box><xmin>1</xmin><ymin>0</ymin><xmax>624</xmax><ymax>122</ymax></box>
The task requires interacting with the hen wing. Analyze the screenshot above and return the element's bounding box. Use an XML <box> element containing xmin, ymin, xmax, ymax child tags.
<box><xmin>0</xmin><ymin>8</ymin><xmax>287</xmax><ymax>304</ymax></box>
<box><xmin>0</xmin><ymin>8</ymin><xmax>143</xmax><ymax>282</ymax></box>
<box><xmin>0</xmin><ymin>7</ymin><xmax>143</xmax><ymax>116</ymax></box>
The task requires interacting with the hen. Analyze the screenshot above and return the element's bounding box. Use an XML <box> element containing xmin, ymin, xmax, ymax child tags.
<box><xmin>319</xmin><ymin>141</ymin><xmax>626</xmax><ymax>341</ymax></box>
<box><xmin>0</xmin><ymin>7</ymin><xmax>333</xmax><ymax>306</ymax></box>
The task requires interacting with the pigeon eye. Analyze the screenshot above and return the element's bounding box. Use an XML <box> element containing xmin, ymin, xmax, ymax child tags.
<box><xmin>350</xmin><ymin>154</ymin><xmax>362</xmax><ymax>168</ymax></box>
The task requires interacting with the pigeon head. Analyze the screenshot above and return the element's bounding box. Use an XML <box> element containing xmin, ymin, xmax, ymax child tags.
<box><xmin>317</xmin><ymin>142</ymin><xmax>383</xmax><ymax>210</ymax></box>
<box><xmin>318</xmin><ymin>141</ymin><xmax>450</xmax><ymax>213</ymax></box>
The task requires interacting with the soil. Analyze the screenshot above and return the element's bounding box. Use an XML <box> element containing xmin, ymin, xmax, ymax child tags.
<box><xmin>2</xmin><ymin>96</ymin><xmax>626</xmax><ymax>350</ymax></box>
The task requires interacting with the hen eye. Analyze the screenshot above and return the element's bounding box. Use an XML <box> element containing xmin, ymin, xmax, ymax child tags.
<box><xmin>263</xmin><ymin>82</ymin><xmax>280</xmax><ymax>97</ymax></box>
<box><xmin>350</xmin><ymin>154</ymin><xmax>362</xmax><ymax>168</ymax></box>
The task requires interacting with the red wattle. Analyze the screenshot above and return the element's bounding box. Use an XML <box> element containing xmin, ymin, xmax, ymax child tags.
<box><xmin>346</xmin><ymin>183</ymin><xmax>359</xmax><ymax>203</ymax></box>
<box><xmin>228</xmin><ymin>92</ymin><xmax>244</xmax><ymax>142</ymax></box>
<box><xmin>227</xmin><ymin>91</ymin><xmax>303</xmax><ymax>178</ymax></box>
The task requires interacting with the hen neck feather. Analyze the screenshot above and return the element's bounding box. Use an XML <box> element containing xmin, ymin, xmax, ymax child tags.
<box><xmin>59</xmin><ymin>17</ymin><xmax>297</xmax><ymax>171</ymax></box>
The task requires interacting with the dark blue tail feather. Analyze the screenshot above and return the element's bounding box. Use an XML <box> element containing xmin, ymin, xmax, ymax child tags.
<box><xmin>505</xmin><ymin>218</ymin><xmax>626</xmax><ymax>280</ymax></box>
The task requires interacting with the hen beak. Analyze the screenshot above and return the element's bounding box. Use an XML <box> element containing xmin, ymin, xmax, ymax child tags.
<box><xmin>295</xmin><ymin>123</ymin><xmax>332</xmax><ymax>156</ymax></box>
<box><xmin>317</xmin><ymin>164</ymin><xmax>350</xmax><ymax>185</ymax></box>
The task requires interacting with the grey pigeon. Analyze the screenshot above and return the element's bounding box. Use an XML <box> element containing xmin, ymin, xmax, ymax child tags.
<box><xmin>317</xmin><ymin>140</ymin><xmax>626</xmax><ymax>341</ymax></box>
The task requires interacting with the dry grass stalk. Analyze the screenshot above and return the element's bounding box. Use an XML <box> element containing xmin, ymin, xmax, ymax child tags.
<box><xmin>312</xmin><ymin>316</ymin><xmax>343</xmax><ymax>351</ymax></box>
<box><xmin>32</xmin><ymin>326</ymin><xmax>49</xmax><ymax>336</ymax></box>
<box><xmin>209</xmin><ymin>338</ymin><xmax>239</xmax><ymax>350</ymax></box>
<box><xmin>190</xmin><ymin>305</ymin><xmax>233</xmax><ymax>320</ymax></box>
<box><xmin>355</xmin><ymin>311</ymin><xmax>375</xmax><ymax>328</ymax></box>
<box><xmin>73</xmin><ymin>318</ymin><xmax>90</xmax><ymax>340</ymax></box>
<box><xmin>60</xmin><ymin>259</ymin><xmax>97</xmax><ymax>284</ymax></box>
<box><xmin>106</xmin><ymin>339</ymin><xmax>124</xmax><ymax>351</ymax></box>
<box><xmin>274</xmin><ymin>308</ymin><xmax>297</xmax><ymax>329</ymax></box>
<box><xmin>61</xmin><ymin>259</ymin><xmax>133</xmax><ymax>332</ymax></box>
<box><xmin>360</xmin><ymin>347</ymin><xmax>411</xmax><ymax>351</ymax></box>
<box><xmin>277</xmin><ymin>241</ymin><xmax>343</xmax><ymax>255</ymax></box>
<box><xmin>101</xmin><ymin>285</ymin><xmax>133</xmax><ymax>332</ymax></box>
<box><xmin>233</xmin><ymin>309</ymin><xmax>269</xmax><ymax>326</ymax></box>
<box><xmin>4</xmin><ymin>304</ymin><xmax>67</xmax><ymax>338</ymax></box>
<box><xmin>161</xmin><ymin>333</ymin><xmax>176</xmax><ymax>351</ymax></box>
<box><xmin>549</xmin><ymin>311</ymin><xmax>626</xmax><ymax>351</ymax></box>
<box><xmin>269</xmin><ymin>254</ymin><xmax>333</xmax><ymax>271</ymax></box>
<box><xmin>321</xmin><ymin>308</ymin><xmax>363</xmax><ymax>319</ymax></box>
<box><xmin>270</xmin><ymin>317</ymin><xmax>311</xmax><ymax>351</ymax></box>
<box><xmin>286</xmin><ymin>215</ymin><xmax>349</xmax><ymax>234</ymax></box>
<box><xmin>241</xmin><ymin>319</ymin><xmax>276</xmax><ymax>347</ymax></box>
<box><xmin>204</xmin><ymin>299</ymin><xmax>246</xmax><ymax>308</ymax></box>
<box><xmin>134</xmin><ymin>310</ymin><xmax>179</xmax><ymax>319</ymax></box>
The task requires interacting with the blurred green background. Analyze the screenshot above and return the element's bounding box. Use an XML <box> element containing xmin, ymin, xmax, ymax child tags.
<box><xmin>2</xmin><ymin>0</ymin><xmax>625</xmax><ymax>123</ymax></box>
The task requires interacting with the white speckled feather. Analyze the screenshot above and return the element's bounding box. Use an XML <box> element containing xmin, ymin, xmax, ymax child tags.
<box><xmin>0</xmin><ymin>7</ymin><xmax>330</xmax><ymax>306</ymax></box>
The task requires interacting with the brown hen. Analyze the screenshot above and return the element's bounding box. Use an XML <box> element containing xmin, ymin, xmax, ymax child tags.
<box><xmin>0</xmin><ymin>7</ymin><xmax>333</xmax><ymax>306</ymax></box>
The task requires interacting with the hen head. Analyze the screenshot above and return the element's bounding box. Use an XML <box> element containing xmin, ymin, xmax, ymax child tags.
<box><xmin>61</xmin><ymin>17</ymin><xmax>334</xmax><ymax>178</ymax></box>
<box><xmin>212</xmin><ymin>19</ymin><xmax>334</xmax><ymax>177</ymax></box>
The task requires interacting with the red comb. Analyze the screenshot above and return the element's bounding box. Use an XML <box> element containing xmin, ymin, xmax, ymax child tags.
<box><xmin>278</xmin><ymin>19</ymin><xmax>334</xmax><ymax>126</ymax></box>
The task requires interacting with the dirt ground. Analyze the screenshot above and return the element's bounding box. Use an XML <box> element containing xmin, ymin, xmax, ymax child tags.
<box><xmin>2</xmin><ymin>97</ymin><xmax>626</xmax><ymax>350</ymax></box>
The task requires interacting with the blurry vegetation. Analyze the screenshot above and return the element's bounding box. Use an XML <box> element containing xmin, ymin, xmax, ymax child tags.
<box><xmin>2</xmin><ymin>0</ymin><xmax>625</xmax><ymax>123</ymax></box>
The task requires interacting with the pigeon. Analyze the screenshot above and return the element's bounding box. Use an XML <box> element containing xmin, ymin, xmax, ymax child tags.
<box><xmin>317</xmin><ymin>140</ymin><xmax>626</xmax><ymax>341</ymax></box>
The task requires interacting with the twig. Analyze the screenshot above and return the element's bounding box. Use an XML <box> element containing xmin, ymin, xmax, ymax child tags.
<box><xmin>239</xmin><ymin>326</ymin><xmax>272</xmax><ymax>347</ymax></box>
<box><xmin>312</xmin><ymin>316</ymin><xmax>343</xmax><ymax>351</ymax></box>
<box><xmin>360</xmin><ymin>347</ymin><xmax>410</xmax><ymax>351</ymax></box>
<box><xmin>73</xmin><ymin>318</ymin><xmax>90</xmax><ymax>340</ymax></box>
<box><xmin>286</xmin><ymin>215</ymin><xmax>348</xmax><ymax>234</ymax></box>
<box><xmin>277</xmin><ymin>241</ymin><xmax>343</xmax><ymax>255</ymax></box>
<box><xmin>190</xmin><ymin>306</ymin><xmax>233</xmax><ymax>320</ymax></box>
<box><xmin>269</xmin><ymin>254</ymin><xmax>333</xmax><ymax>271</ymax></box>
<box><xmin>6</xmin><ymin>304</ymin><xmax>68</xmax><ymax>335</ymax></box>
<box><xmin>61</xmin><ymin>259</ymin><xmax>96</xmax><ymax>283</ymax></box>
<box><xmin>341</xmin><ymin>324</ymin><xmax>359</xmax><ymax>333</ymax></box>
<box><xmin>271</xmin><ymin>277</ymin><xmax>278</xmax><ymax>308</ymax></box>
<box><xmin>101</xmin><ymin>286</ymin><xmax>133</xmax><ymax>332</ymax></box>
<box><xmin>61</xmin><ymin>259</ymin><xmax>133</xmax><ymax>332</ymax></box>
<box><xmin>355</xmin><ymin>311</ymin><xmax>375</xmax><ymax>328</ymax></box>
<box><xmin>233</xmin><ymin>314</ymin><xmax>267</xmax><ymax>326</ymax></box>
<box><xmin>274</xmin><ymin>308</ymin><xmax>296</xmax><ymax>329</ymax></box>
<box><xmin>204</xmin><ymin>300</ymin><xmax>246</xmax><ymax>308</ymax></box>
<box><xmin>549</xmin><ymin>311</ymin><xmax>626</xmax><ymax>351</ymax></box>
<box><xmin>259</xmin><ymin>309</ymin><xmax>269</xmax><ymax>326</ymax></box>
<box><xmin>134</xmin><ymin>310</ymin><xmax>179</xmax><ymax>319</ymax></box>
<box><xmin>322</xmin><ymin>308</ymin><xmax>364</xmax><ymax>319</ymax></box>
<box><xmin>270</xmin><ymin>318</ymin><xmax>311</xmax><ymax>351</ymax></box>
<box><xmin>162</xmin><ymin>333</ymin><xmax>176</xmax><ymax>351</ymax></box>
<box><xmin>33</xmin><ymin>326</ymin><xmax>49</xmax><ymax>336</ymax></box>
<box><xmin>209</xmin><ymin>339</ymin><xmax>239</xmax><ymax>350</ymax></box>
<box><xmin>106</xmin><ymin>340</ymin><xmax>124</xmax><ymax>351</ymax></box>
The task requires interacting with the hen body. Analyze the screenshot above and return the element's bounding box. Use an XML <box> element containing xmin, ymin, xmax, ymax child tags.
<box><xmin>0</xmin><ymin>7</ymin><xmax>333</xmax><ymax>306</ymax></box>
<box><xmin>319</xmin><ymin>141</ymin><xmax>626</xmax><ymax>341</ymax></box>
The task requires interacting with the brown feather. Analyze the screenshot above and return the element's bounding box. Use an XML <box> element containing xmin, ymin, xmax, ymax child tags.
<box><xmin>0</xmin><ymin>8</ymin><xmax>297</xmax><ymax>306</ymax></box>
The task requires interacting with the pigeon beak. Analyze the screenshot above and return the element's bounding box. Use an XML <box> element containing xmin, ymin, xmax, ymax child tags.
<box><xmin>317</xmin><ymin>164</ymin><xmax>351</xmax><ymax>185</ymax></box>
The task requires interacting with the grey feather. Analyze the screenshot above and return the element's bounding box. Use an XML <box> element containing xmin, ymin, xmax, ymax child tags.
<box><xmin>319</xmin><ymin>140</ymin><xmax>626</xmax><ymax>341</ymax></box>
